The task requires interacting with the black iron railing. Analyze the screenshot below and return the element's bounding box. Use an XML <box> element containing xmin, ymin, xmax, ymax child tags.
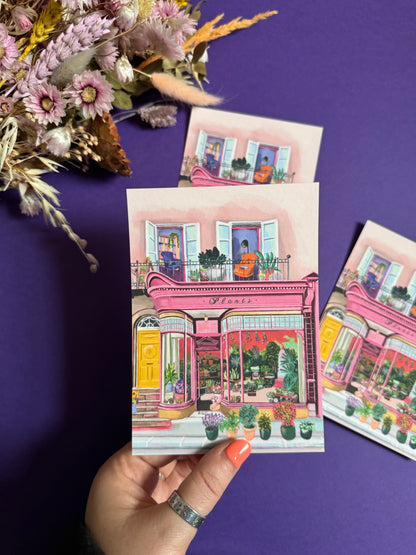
<box><xmin>131</xmin><ymin>256</ymin><xmax>291</xmax><ymax>290</ymax></box>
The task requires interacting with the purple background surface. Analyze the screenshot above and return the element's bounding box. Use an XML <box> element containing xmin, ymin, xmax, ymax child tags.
<box><xmin>1</xmin><ymin>1</ymin><xmax>415</xmax><ymax>554</ymax></box>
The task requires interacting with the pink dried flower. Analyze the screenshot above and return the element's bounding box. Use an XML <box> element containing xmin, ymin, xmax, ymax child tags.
<box><xmin>20</xmin><ymin>192</ymin><xmax>42</xmax><ymax>217</ymax></box>
<box><xmin>151</xmin><ymin>0</ymin><xmax>196</xmax><ymax>44</ymax></box>
<box><xmin>11</xmin><ymin>6</ymin><xmax>36</xmax><ymax>34</ymax></box>
<box><xmin>65</xmin><ymin>70</ymin><xmax>114</xmax><ymax>119</ymax></box>
<box><xmin>0</xmin><ymin>96</ymin><xmax>14</xmax><ymax>115</ymax></box>
<box><xmin>95</xmin><ymin>40</ymin><xmax>118</xmax><ymax>71</ymax></box>
<box><xmin>44</xmin><ymin>126</ymin><xmax>72</xmax><ymax>157</ymax></box>
<box><xmin>0</xmin><ymin>23</ymin><xmax>19</xmax><ymax>73</ymax></box>
<box><xmin>24</xmin><ymin>82</ymin><xmax>67</xmax><ymax>125</ymax></box>
<box><xmin>136</xmin><ymin>18</ymin><xmax>184</xmax><ymax>59</ymax></box>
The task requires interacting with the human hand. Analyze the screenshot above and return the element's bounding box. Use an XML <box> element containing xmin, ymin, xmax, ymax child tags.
<box><xmin>85</xmin><ymin>439</ymin><xmax>251</xmax><ymax>555</ymax></box>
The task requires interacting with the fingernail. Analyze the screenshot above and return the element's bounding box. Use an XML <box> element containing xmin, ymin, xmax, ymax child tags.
<box><xmin>225</xmin><ymin>440</ymin><xmax>252</xmax><ymax>468</ymax></box>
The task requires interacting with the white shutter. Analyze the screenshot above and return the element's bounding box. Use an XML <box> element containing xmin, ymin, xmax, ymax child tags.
<box><xmin>220</xmin><ymin>137</ymin><xmax>236</xmax><ymax>177</ymax></box>
<box><xmin>195</xmin><ymin>130</ymin><xmax>207</xmax><ymax>165</ymax></box>
<box><xmin>245</xmin><ymin>140</ymin><xmax>259</xmax><ymax>182</ymax></box>
<box><xmin>376</xmin><ymin>262</ymin><xmax>402</xmax><ymax>300</ymax></box>
<box><xmin>145</xmin><ymin>220</ymin><xmax>158</xmax><ymax>265</ymax></box>
<box><xmin>216</xmin><ymin>221</ymin><xmax>232</xmax><ymax>280</ymax></box>
<box><xmin>261</xmin><ymin>219</ymin><xmax>279</xmax><ymax>257</ymax></box>
<box><xmin>184</xmin><ymin>223</ymin><xmax>200</xmax><ymax>281</ymax></box>
<box><xmin>276</xmin><ymin>146</ymin><xmax>291</xmax><ymax>174</ymax></box>
<box><xmin>357</xmin><ymin>246</ymin><xmax>374</xmax><ymax>281</ymax></box>
<box><xmin>407</xmin><ymin>271</ymin><xmax>416</xmax><ymax>300</ymax></box>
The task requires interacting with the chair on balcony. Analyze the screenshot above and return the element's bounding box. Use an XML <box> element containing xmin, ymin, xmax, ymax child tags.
<box><xmin>160</xmin><ymin>251</ymin><xmax>181</xmax><ymax>273</ymax></box>
<box><xmin>234</xmin><ymin>253</ymin><xmax>258</xmax><ymax>279</ymax></box>
<box><xmin>363</xmin><ymin>271</ymin><xmax>378</xmax><ymax>291</ymax></box>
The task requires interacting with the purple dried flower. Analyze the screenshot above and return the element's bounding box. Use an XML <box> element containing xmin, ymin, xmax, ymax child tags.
<box><xmin>0</xmin><ymin>96</ymin><xmax>14</xmax><ymax>115</ymax></box>
<box><xmin>95</xmin><ymin>40</ymin><xmax>118</xmax><ymax>71</ymax></box>
<box><xmin>65</xmin><ymin>70</ymin><xmax>114</xmax><ymax>119</ymax></box>
<box><xmin>151</xmin><ymin>0</ymin><xmax>197</xmax><ymax>44</ymax></box>
<box><xmin>129</xmin><ymin>18</ymin><xmax>184</xmax><ymax>60</ymax></box>
<box><xmin>138</xmin><ymin>104</ymin><xmax>178</xmax><ymax>127</ymax></box>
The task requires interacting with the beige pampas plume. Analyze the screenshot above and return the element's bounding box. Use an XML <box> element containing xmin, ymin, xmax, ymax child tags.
<box><xmin>149</xmin><ymin>73</ymin><xmax>222</xmax><ymax>106</ymax></box>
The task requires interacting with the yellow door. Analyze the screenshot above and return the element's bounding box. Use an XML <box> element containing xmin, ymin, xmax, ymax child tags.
<box><xmin>137</xmin><ymin>330</ymin><xmax>160</xmax><ymax>388</ymax></box>
<box><xmin>320</xmin><ymin>315</ymin><xmax>342</xmax><ymax>362</ymax></box>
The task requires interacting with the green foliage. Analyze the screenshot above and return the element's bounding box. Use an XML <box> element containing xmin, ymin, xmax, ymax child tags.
<box><xmin>356</xmin><ymin>400</ymin><xmax>372</xmax><ymax>417</ymax></box>
<box><xmin>257</xmin><ymin>413</ymin><xmax>271</xmax><ymax>432</ymax></box>
<box><xmin>391</xmin><ymin>286</ymin><xmax>410</xmax><ymax>301</ymax></box>
<box><xmin>164</xmin><ymin>363</ymin><xmax>177</xmax><ymax>384</ymax></box>
<box><xmin>263</xmin><ymin>341</ymin><xmax>281</xmax><ymax>374</ymax></box>
<box><xmin>198</xmin><ymin>246</ymin><xmax>227</xmax><ymax>268</ymax></box>
<box><xmin>239</xmin><ymin>403</ymin><xmax>259</xmax><ymax>428</ymax></box>
<box><xmin>254</xmin><ymin>250</ymin><xmax>278</xmax><ymax>271</ymax></box>
<box><xmin>330</xmin><ymin>349</ymin><xmax>344</xmax><ymax>365</ymax></box>
<box><xmin>299</xmin><ymin>420</ymin><xmax>315</xmax><ymax>432</ymax></box>
<box><xmin>231</xmin><ymin>157</ymin><xmax>251</xmax><ymax>171</ymax></box>
<box><xmin>281</xmin><ymin>348</ymin><xmax>299</xmax><ymax>393</ymax></box>
<box><xmin>219</xmin><ymin>411</ymin><xmax>240</xmax><ymax>432</ymax></box>
<box><xmin>382</xmin><ymin>414</ymin><xmax>393</xmax><ymax>428</ymax></box>
<box><xmin>372</xmin><ymin>403</ymin><xmax>387</xmax><ymax>421</ymax></box>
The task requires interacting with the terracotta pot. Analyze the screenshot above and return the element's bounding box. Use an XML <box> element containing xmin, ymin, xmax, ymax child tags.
<box><xmin>226</xmin><ymin>428</ymin><xmax>239</xmax><ymax>439</ymax></box>
<box><xmin>370</xmin><ymin>418</ymin><xmax>381</xmax><ymax>430</ymax></box>
<box><xmin>359</xmin><ymin>414</ymin><xmax>368</xmax><ymax>423</ymax></box>
<box><xmin>243</xmin><ymin>425</ymin><xmax>256</xmax><ymax>441</ymax></box>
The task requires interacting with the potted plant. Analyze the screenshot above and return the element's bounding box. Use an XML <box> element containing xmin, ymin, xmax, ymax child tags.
<box><xmin>198</xmin><ymin>247</ymin><xmax>227</xmax><ymax>281</ymax></box>
<box><xmin>409</xmin><ymin>435</ymin><xmax>416</xmax><ymax>450</ymax></box>
<box><xmin>202</xmin><ymin>412</ymin><xmax>224</xmax><ymax>441</ymax></box>
<box><xmin>245</xmin><ymin>381</ymin><xmax>258</xmax><ymax>397</ymax></box>
<box><xmin>231</xmin><ymin>157</ymin><xmax>251</xmax><ymax>181</ymax></box>
<box><xmin>344</xmin><ymin>395</ymin><xmax>363</xmax><ymax>416</ymax></box>
<box><xmin>219</xmin><ymin>410</ymin><xmax>240</xmax><ymax>439</ymax></box>
<box><xmin>257</xmin><ymin>412</ymin><xmax>272</xmax><ymax>440</ymax></box>
<box><xmin>390</xmin><ymin>285</ymin><xmax>411</xmax><ymax>311</ymax></box>
<box><xmin>238</xmin><ymin>403</ymin><xmax>259</xmax><ymax>440</ymax></box>
<box><xmin>210</xmin><ymin>384</ymin><xmax>224</xmax><ymax>410</ymax></box>
<box><xmin>383</xmin><ymin>386</ymin><xmax>393</xmax><ymax>400</ymax></box>
<box><xmin>273</xmin><ymin>401</ymin><xmax>297</xmax><ymax>440</ymax></box>
<box><xmin>188</xmin><ymin>269</ymin><xmax>200</xmax><ymax>282</ymax></box>
<box><xmin>396</xmin><ymin>413</ymin><xmax>413</xmax><ymax>444</ymax></box>
<box><xmin>254</xmin><ymin>250</ymin><xmax>278</xmax><ymax>280</ymax></box>
<box><xmin>299</xmin><ymin>420</ymin><xmax>315</xmax><ymax>440</ymax></box>
<box><xmin>356</xmin><ymin>399</ymin><xmax>372</xmax><ymax>423</ymax></box>
<box><xmin>370</xmin><ymin>403</ymin><xmax>387</xmax><ymax>429</ymax></box>
<box><xmin>164</xmin><ymin>363</ymin><xmax>177</xmax><ymax>393</ymax></box>
<box><xmin>380</xmin><ymin>414</ymin><xmax>393</xmax><ymax>435</ymax></box>
<box><xmin>132</xmin><ymin>390</ymin><xmax>138</xmax><ymax>415</ymax></box>
<box><xmin>174</xmin><ymin>379</ymin><xmax>187</xmax><ymax>403</ymax></box>
<box><xmin>271</xmin><ymin>167</ymin><xmax>286</xmax><ymax>183</ymax></box>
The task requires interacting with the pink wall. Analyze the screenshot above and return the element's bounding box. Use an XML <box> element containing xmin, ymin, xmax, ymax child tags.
<box><xmin>127</xmin><ymin>183</ymin><xmax>319</xmax><ymax>281</ymax></box>
<box><xmin>344</xmin><ymin>221</ymin><xmax>416</xmax><ymax>287</ymax></box>
<box><xmin>182</xmin><ymin>108</ymin><xmax>323</xmax><ymax>183</ymax></box>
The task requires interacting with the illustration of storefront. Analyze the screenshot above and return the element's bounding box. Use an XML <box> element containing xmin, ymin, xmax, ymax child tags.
<box><xmin>132</xmin><ymin>270</ymin><xmax>322</xmax><ymax>427</ymax></box>
<box><xmin>321</xmin><ymin>240</ymin><xmax>416</xmax><ymax>418</ymax></box>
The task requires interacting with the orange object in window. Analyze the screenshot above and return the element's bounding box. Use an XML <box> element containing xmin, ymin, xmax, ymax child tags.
<box><xmin>234</xmin><ymin>253</ymin><xmax>258</xmax><ymax>278</ymax></box>
<box><xmin>254</xmin><ymin>165</ymin><xmax>272</xmax><ymax>183</ymax></box>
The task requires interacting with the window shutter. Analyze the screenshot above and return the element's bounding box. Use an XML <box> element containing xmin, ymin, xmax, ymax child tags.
<box><xmin>261</xmin><ymin>219</ymin><xmax>279</xmax><ymax>257</ymax></box>
<box><xmin>216</xmin><ymin>221</ymin><xmax>232</xmax><ymax>280</ymax></box>
<box><xmin>245</xmin><ymin>140</ymin><xmax>259</xmax><ymax>182</ymax></box>
<box><xmin>357</xmin><ymin>246</ymin><xmax>374</xmax><ymax>280</ymax></box>
<box><xmin>184</xmin><ymin>223</ymin><xmax>201</xmax><ymax>281</ymax></box>
<box><xmin>220</xmin><ymin>138</ymin><xmax>236</xmax><ymax>177</ymax></box>
<box><xmin>145</xmin><ymin>220</ymin><xmax>158</xmax><ymax>265</ymax></box>
<box><xmin>195</xmin><ymin>130</ymin><xmax>207</xmax><ymax>165</ymax></box>
<box><xmin>376</xmin><ymin>262</ymin><xmax>402</xmax><ymax>300</ymax></box>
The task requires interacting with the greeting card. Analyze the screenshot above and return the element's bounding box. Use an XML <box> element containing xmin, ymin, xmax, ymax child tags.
<box><xmin>128</xmin><ymin>183</ymin><xmax>324</xmax><ymax>455</ymax></box>
<box><xmin>178</xmin><ymin>107</ymin><xmax>323</xmax><ymax>188</ymax></box>
<box><xmin>320</xmin><ymin>221</ymin><xmax>416</xmax><ymax>459</ymax></box>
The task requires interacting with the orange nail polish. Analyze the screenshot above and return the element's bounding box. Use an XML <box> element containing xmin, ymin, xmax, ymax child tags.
<box><xmin>225</xmin><ymin>439</ymin><xmax>252</xmax><ymax>468</ymax></box>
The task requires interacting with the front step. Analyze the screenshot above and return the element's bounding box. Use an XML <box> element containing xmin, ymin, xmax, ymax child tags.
<box><xmin>132</xmin><ymin>417</ymin><xmax>172</xmax><ymax>430</ymax></box>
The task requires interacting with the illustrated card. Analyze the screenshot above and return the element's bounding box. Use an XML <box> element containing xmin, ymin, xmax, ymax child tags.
<box><xmin>320</xmin><ymin>220</ymin><xmax>416</xmax><ymax>460</ymax></box>
<box><xmin>178</xmin><ymin>107</ymin><xmax>323</xmax><ymax>187</ymax></box>
<box><xmin>128</xmin><ymin>183</ymin><xmax>324</xmax><ymax>455</ymax></box>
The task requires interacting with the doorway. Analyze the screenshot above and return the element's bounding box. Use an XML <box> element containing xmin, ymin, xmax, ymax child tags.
<box><xmin>196</xmin><ymin>336</ymin><xmax>221</xmax><ymax>410</ymax></box>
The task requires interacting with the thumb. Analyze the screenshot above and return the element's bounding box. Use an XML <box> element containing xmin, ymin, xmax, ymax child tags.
<box><xmin>176</xmin><ymin>439</ymin><xmax>251</xmax><ymax>519</ymax></box>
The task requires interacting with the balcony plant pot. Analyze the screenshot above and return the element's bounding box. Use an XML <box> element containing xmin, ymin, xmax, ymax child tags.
<box><xmin>280</xmin><ymin>425</ymin><xmax>296</xmax><ymax>441</ymax></box>
<box><xmin>208</xmin><ymin>266</ymin><xmax>224</xmax><ymax>281</ymax></box>
<box><xmin>242</xmin><ymin>425</ymin><xmax>256</xmax><ymax>441</ymax></box>
<box><xmin>300</xmin><ymin>429</ymin><xmax>313</xmax><ymax>440</ymax></box>
<box><xmin>259</xmin><ymin>428</ymin><xmax>271</xmax><ymax>440</ymax></box>
<box><xmin>205</xmin><ymin>426</ymin><xmax>219</xmax><ymax>441</ymax></box>
<box><xmin>396</xmin><ymin>430</ymin><xmax>408</xmax><ymax>444</ymax></box>
<box><xmin>345</xmin><ymin>405</ymin><xmax>355</xmax><ymax>417</ymax></box>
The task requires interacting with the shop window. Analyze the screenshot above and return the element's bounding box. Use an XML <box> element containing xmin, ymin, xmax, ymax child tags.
<box><xmin>162</xmin><ymin>332</ymin><xmax>190</xmax><ymax>404</ymax></box>
<box><xmin>324</xmin><ymin>328</ymin><xmax>358</xmax><ymax>381</ymax></box>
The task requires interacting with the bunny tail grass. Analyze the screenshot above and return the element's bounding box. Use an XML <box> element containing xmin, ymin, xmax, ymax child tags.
<box><xmin>150</xmin><ymin>73</ymin><xmax>222</xmax><ymax>106</ymax></box>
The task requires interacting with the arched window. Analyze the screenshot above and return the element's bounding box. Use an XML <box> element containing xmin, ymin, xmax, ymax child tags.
<box><xmin>137</xmin><ymin>316</ymin><xmax>159</xmax><ymax>329</ymax></box>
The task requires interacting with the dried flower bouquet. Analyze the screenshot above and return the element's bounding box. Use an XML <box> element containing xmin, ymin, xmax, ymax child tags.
<box><xmin>0</xmin><ymin>1</ymin><xmax>276</xmax><ymax>270</ymax></box>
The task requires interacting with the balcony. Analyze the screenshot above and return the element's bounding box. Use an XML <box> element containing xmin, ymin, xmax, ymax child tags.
<box><xmin>131</xmin><ymin>255</ymin><xmax>291</xmax><ymax>291</ymax></box>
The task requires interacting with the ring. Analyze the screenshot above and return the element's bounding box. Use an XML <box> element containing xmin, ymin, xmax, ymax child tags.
<box><xmin>167</xmin><ymin>490</ymin><xmax>205</xmax><ymax>529</ymax></box>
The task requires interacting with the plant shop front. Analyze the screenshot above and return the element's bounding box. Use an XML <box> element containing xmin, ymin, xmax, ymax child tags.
<box><xmin>145</xmin><ymin>271</ymin><xmax>322</xmax><ymax>420</ymax></box>
<box><xmin>321</xmin><ymin>281</ymin><xmax>416</xmax><ymax>414</ymax></box>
